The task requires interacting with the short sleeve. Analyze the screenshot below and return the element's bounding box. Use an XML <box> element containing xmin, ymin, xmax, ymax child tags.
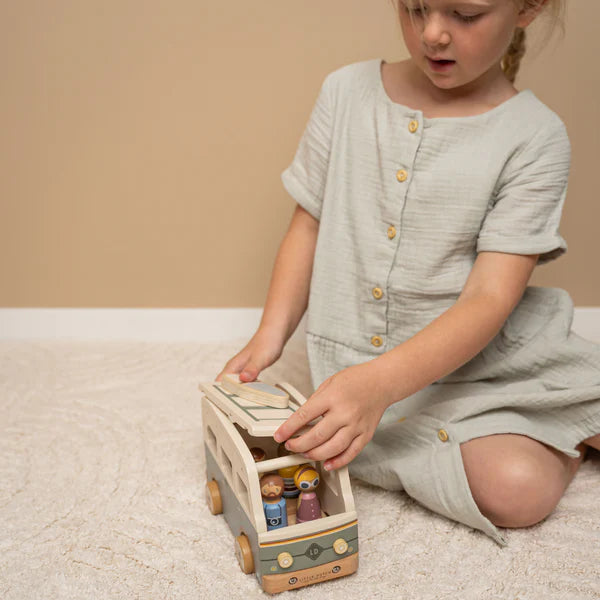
<box><xmin>281</xmin><ymin>74</ymin><xmax>334</xmax><ymax>221</ymax></box>
<box><xmin>476</xmin><ymin>119</ymin><xmax>571</xmax><ymax>265</ymax></box>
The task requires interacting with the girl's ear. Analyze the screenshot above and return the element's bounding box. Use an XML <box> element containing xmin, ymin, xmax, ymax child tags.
<box><xmin>516</xmin><ymin>0</ymin><xmax>548</xmax><ymax>29</ymax></box>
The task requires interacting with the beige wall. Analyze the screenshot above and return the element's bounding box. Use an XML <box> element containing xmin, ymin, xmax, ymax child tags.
<box><xmin>1</xmin><ymin>1</ymin><xmax>598</xmax><ymax>308</ymax></box>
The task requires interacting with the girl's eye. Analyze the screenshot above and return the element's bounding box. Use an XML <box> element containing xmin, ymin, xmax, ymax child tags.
<box><xmin>300</xmin><ymin>482</ymin><xmax>310</xmax><ymax>489</ymax></box>
<box><xmin>455</xmin><ymin>12</ymin><xmax>481</xmax><ymax>23</ymax></box>
<box><xmin>403</xmin><ymin>4</ymin><xmax>426</xmax><ymax>17</ymax></box>
<box><xmin>406</xmin><ymin>7</ymin><xmax>425</xmax><ymax>17</ymax></box>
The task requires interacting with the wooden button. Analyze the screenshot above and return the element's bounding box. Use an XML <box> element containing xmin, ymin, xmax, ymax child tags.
<box><xmin>387</xmin><ymin>225</ymin><xmax>397</xmax><ymax>239</ymax></box>
<box><xmin>396</xmin><ymin>169</ymin><xmax>408</xmax><ymax>182</ymax></box>
<box><xmin>372</xmin><ymin>287</ymin><xmax>383</xmax><ymax>300</ymax></box>
<box><xmin>437</xmin><ymin>429</ymin><xmax>449</xmax><ymax>442</ymax></box>
<box><xmin>277</xmin><ymin>552</ymin><xmax>294</xmax><ymax>568</ymax></box>
<box><xmin>371</xmin><ymin>335</ymin><xmax>383</xmax><ymax>348</ymax></box>
<box><xmin>408</xmin><ymin>120</ymin><xmax>419</xmax><ymax>133</ymax></box>
<box><xmin>333</xmin><ymin>538</ymin><xmax>348</xmax><ymax>555</ymax></box>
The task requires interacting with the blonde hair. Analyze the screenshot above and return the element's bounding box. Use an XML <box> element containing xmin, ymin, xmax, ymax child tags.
<box><xmin>502</xmin><ymin>0</ymin><xmax>565</xmax><ymax>83</ymax></box>
<box><xmin>293</xmin><ymin>464</ymin><xmax>319</xmax><ymax>489</ymax></box>
<box><xmin>393</xmin><ymin>0</ymin><xmax>566</xmax><ymax>83</ymax></box>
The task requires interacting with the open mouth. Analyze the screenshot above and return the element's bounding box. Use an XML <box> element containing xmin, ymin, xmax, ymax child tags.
<box><xmin>429</xmin><ymin>57</ymin><xmax>455</xmax><ymax>64</ymax></box>
<box><xmin>427</xmin><ymin>58</ymin><xmax>456</xmax><ymax>70</ymax></box>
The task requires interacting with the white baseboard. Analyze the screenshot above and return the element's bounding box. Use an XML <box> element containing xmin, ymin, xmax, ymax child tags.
<box><xmin>0</xmin><ymin>308</ymin><xmax>264</xmax><ymax>343</ymax></box>
<box><xmin>572</xmin><ymin>308</ymin><xmax>600</xmax><ymax>343</ymax></box>
<box><xmin>0</xmin><ymin>308</ymin><xmax>598</xmax><ymax>343</ymax></box>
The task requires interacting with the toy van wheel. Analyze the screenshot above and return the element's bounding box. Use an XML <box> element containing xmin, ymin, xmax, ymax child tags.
<box><xmin>235</xmin><ymin>534</ymin><xmax>255</xmax><ymax>574</ymax></box>
<box><xmin>206</xmin><ymin>480</ymin><xmax>223</xmax><ymax>515</ymax></box>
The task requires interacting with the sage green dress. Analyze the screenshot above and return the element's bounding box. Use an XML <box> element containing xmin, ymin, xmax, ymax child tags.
<box><xmin>281</xmin><ymin>58</ymin><xmax>600</xmax><ymax>545</ymax></box>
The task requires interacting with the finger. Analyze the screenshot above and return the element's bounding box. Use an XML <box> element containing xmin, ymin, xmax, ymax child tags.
<box><xmin>299</xmin><ymin>427</ymin><xmax>355</xmax><ymax>463</ymax></box>
<box><xmin>323</xmin><ymin>433</ymin><xmax>365</xmax><ymax>471</ymax></box>
<box><xmin>283</xmin><ymin>417</ymin><xmax>341</xmax><ymax>455</ymax></box>
<box><xmin>273</xmin><ymin>377</ymin><xmax>336</xmax><ymax>442</ymax></box>
<box><xmin>273</xmin><ymin>396</ymin><xmax>327</xmax><ymax>443</ymax></box>
<box><xmin>216</xmin><ymin>362</ymin><xmax>243</xmax><ymax>382</ymax></box>
<box><xmin>216</xmin><ymin>368</ymin><xmax>230</xmax><ymax>382</ymax></box>
<box><xmin>239</xmin><ymin>361</ymin><xmax>261</xmax><ymax>382</ymax></box>
<box><xmin>215</xmin><ymin>354</ymin><xmax>246</xmax><ymax>382</ymax></box>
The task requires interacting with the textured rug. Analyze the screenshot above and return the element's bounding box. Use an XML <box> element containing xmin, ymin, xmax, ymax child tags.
<box><xmin>1</xmin><ymin>337</ymin><xmax>599</xmax><ymax>600</ymax></box>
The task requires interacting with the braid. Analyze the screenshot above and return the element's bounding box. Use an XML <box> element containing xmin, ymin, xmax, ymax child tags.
<box><xmin>502</xmin><ymin>27</ymin><xmax>527</xmax><ymax>83</ymax></box>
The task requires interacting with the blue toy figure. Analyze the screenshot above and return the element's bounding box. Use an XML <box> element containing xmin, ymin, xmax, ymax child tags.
<box><xmin>260</xmin><ymin>473</ymin><xmax>288</xmax><ymax>530</ymax></box>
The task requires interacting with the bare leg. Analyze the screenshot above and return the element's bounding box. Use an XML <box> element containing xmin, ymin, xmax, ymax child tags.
<box><xmin>460</xmin><ymin>434</ymin><xmax>587</xmax><ymax>528</ymax></box>
<box><xmin>582</xmin><ymin>433</ymin><xmax>600</xmax><ymax>451</ymax></box>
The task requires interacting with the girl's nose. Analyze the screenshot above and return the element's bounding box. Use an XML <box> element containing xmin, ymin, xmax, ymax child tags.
<box><xmin>421</xmin><ymin>15</ymin><xmax>451</xmax><ymax>48</ymax></box>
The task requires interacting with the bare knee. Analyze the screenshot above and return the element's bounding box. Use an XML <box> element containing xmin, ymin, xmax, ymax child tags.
<box><xmin>477</xmin><ymin>457</ymin><xmax>564</xmax><ymax>527</ymax></box>
<box><xmin>461</xmin><ymin>435</ymin><xmax>578</xmax><ymax>529</ymax></box>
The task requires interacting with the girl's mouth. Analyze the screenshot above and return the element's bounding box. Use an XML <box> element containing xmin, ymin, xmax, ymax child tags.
<box><xmin>427</xmin><ymin>58</ymin><xmax>456</xmax><ymax>72</ymax></box>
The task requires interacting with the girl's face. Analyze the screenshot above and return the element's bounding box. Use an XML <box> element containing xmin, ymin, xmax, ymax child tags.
<box><xmin>398</xmin><ymin>0</ymin><xmax>538</xmax><ymax>92</ymax></box>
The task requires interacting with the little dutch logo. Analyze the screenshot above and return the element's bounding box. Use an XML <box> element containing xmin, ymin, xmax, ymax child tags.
<box><xmin>305</xmin><ymin>543</ymin><xmax>323</xmax><ymax>561</ymax></box>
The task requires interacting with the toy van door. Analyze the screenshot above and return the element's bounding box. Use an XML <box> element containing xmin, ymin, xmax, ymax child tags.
<box><xmin>199</xmin><ymin>381</ymin><xmax>307</xmax><ymax>437</ymax></box>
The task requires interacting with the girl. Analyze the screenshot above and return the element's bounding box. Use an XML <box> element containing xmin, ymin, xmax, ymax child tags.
<box><xmin>218</xmin><ymin>0</ymin><xmax>600</xmax><ymax>545</ymax></box>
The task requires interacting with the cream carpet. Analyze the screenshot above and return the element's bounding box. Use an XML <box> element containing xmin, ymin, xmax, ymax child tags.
<box><xmin>1</xmin><ymin>337</ymin><xmax>599</xmax><ymax>600</ymax></box>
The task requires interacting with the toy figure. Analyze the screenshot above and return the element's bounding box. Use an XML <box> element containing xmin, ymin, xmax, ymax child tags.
<box><xmin>260</xmin><ymin>473</ymin><xmax>288</xmax><ymax>530</ymax></box>
<box><xmin>294</xmin><ymin>465</ymin><xmax>321</xmax><ymax>523</ymax></box>
<box><xmin>250</xmin><ymin>447</ymin><xmax>266</xmax><ymax>462</ymax></box>
<box><xmin>277</xmin><ymin>443</ymin><xmax>300</xmax><ymax>498</ymax></box>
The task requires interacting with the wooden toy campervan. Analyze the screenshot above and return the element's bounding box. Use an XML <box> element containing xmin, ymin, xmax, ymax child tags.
<box><xmin>200</xmin><ymin>378</ymin><xmax>359</xmax><ymax>595</ymax></box>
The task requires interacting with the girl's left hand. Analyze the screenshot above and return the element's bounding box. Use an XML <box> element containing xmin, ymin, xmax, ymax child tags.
<box><xmin>273</xmin><ymin>363</ymin><xmax>390</xmax><ymax>471</ymax></box>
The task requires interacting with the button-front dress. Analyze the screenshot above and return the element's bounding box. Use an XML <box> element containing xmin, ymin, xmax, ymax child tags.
<box><xmin>281</xmin><ymin>58</ymin><xmax>600</xmax><ymax>545</ymax></box>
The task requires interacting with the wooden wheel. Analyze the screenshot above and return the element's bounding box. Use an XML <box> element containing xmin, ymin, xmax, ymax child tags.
<box><xmin>235</xmin><ymin>534</ymin><xmax>255</xmax><ymax>574</ymax></box>
<box><xmin>206</xmin><ymin>480</ymin><xmax>223</xmax><ymax>515</ymax></box>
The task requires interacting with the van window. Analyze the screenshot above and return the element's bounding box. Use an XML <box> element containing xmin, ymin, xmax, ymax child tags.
<box><xmin>220</xmin><ymin>448</ymin><xmax>233</xmax><ymax>482</ymax></box>
<box><xmin>206</xmin><ymin>425</ymin><xmax>217</xmax><ymax>454</ymax></box>
<box><xmin>235</xmin><ymin>472</ymin><xmax>250</xmax><ymax>513</ymax></box>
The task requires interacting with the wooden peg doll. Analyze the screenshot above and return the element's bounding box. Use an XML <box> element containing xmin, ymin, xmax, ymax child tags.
<box><xmin>260</xmin><ymin>473</ymin><xmax>288</xmax><ymax>530</ymax></box>
<box><xmin>294</xmin><ymin>464</ymin><xmax>321</xmax><ymax>523</ymax></box>
<box><xmin>277</xmin><ymin>443</ymin><xmax>300</xmax><ymax>498</ymax></box>
<box><xmin>250</xmin><ymin>447</ymin><xmax>266</xmax><ymax>462</ymax></box>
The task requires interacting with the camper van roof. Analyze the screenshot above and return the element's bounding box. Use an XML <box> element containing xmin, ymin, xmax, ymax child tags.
<box><xmin>200</xmin><ymin>382</ymin><xmax>303</xmax><ymax>437</ymax></box>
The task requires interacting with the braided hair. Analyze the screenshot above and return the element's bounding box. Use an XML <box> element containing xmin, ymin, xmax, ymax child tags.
<box><xmin>501</xmin><ymin>27</ymin><xmax>527</xmax><ymax>83</ymax></box>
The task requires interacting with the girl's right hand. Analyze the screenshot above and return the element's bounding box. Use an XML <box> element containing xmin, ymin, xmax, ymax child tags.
<box><xmin>216</xmin><ymin>328</ymin><xmax>285</xmax><ymax>383</ymax></box>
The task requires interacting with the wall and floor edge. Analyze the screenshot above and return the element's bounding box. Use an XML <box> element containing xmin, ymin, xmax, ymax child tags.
<box><xmin>0</xmin><ymin>309</ymin><xmax>599</xmax><ymax>343</ymax></box>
